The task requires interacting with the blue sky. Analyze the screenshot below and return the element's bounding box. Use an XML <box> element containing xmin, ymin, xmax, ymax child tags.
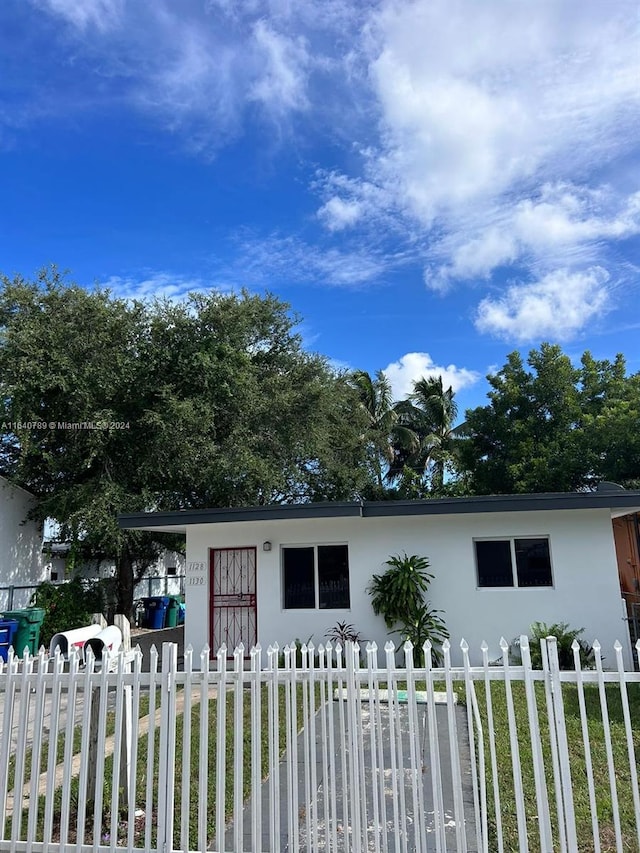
<box><xmin>1</xmin><ymin>0</ymin><xmax>639</xmax><ymax>413</ymax></box>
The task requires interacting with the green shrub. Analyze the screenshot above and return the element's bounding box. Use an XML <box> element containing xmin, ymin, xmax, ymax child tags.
<box><xmin>510</xmin><ymin>621</ymin><xmax>595</xmax><ymax>670</ymax></box>
<box><xmin>30</xmin><ymin>577</ymin><xmax>111</xmax><ymax>649</ymax></box>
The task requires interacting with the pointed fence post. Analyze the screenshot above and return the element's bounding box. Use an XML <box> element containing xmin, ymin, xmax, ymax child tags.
<box><xmin>86</xmin><ymin>646</ymin><xmax>100</xmax><ymax>804</ymax></box>
<box><xmin>157</xmin><ymin>643</ymin><xmax>178</xmax><ymax>853</ymax></box>
<box><xmin>520</xmin><ymin>634</ymin><xmax>553</xmax><ymax>850</ymax></box>
<box><xmin>546</xmin><ymin>635</ymin><xmax>578</xmax><ymax>851</ymax></box>
<box><xmin>114</xmin><ymin>614</ymin><xmax>131</xmax><ymax>652</ymax></box>
<box><xmin>114</xmin><ymin>615</ymin><xmax>132</xmax><ymax>807</ymax></box>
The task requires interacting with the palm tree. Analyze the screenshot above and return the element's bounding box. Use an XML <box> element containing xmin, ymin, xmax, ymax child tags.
<box><xmin>389</xmin><ymin>376</ymin><xmax>462</xmax><ymax>492</ymax></box>
<box><xmin>348</xmin><ymin>370</ymin><xmax>416</xmax><ymax>492</ymax></box>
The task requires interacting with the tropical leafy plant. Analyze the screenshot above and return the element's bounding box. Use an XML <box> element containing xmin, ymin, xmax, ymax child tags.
<box><xmin>367</xmin><ymin>552</ymin><xmax>448</xmax><ymax>664</ymax></box>
<box><xmin>325</xmin><ymin>621</ymin><xmax>362</xmax><ymax>645</ymax></box>
<box><xmin>510</xmin><ymin>621</ymin><xmax>595</xmax><ymax>670</ymax></box>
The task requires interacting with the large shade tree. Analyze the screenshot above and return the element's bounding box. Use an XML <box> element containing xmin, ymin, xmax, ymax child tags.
<box><xmin>0</xmin><ymin>269</ymin><xmax>371</xmax><ymax>614</ymax></box>
<box><xmin>459</xmin><ymin>343</ymin><xmax>640</xmax><ymax>494</ymax></box>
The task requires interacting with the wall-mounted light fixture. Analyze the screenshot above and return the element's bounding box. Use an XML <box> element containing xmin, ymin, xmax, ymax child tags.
<box><xmin>263</xmin><ymin>541</ymin><xmax>272</xmax><ymax>552</ymax></box>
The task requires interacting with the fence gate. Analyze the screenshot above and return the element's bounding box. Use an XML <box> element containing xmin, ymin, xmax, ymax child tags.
<box><xmin>210</xmin><ymin>547</ymin><xmax>257</xmax><ymax>655</ymax></box>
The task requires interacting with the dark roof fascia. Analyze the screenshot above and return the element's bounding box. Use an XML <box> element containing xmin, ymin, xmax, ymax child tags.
<box><xmin>363</xmin><ymin>491</ymin><xmax>640</xmax><ymax>517</ymax></box>
<box><xmin>118</xmin><ymin>501</ymin><xmax>363</xmax><ymax>529</ymax></box>
<box><xmin>118</xmin><ymin>490</ymin><xmax>640</xmax><ymax>530</ymax></box>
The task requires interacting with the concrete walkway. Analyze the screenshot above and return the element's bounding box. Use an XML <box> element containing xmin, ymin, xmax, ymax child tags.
<box><xmin>225</xmin><ymin>699</ymin><xmax>478</xmax><ymax>852</ymax></box>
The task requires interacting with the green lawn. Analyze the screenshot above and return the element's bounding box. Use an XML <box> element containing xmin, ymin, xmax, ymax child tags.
<box><xmin>5</xmin><ymin>682</ymin><xmax>316</xmax><ymax>849</ymax></box>
<box><xmin>474</xmin><ymin>680</ymin><xmax>640</xmax><ymax>853</ymax></box>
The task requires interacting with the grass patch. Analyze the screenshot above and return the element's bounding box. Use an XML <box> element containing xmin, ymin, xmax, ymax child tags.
<box><xmin>475</xmin><ymin>680</ymin><xmax>640</xmax><ymax>853</ymax></box>
<box><xmin>5</xmin><ymin>680</ymin><xmax>317</xmax><ymax>849</ymax></box>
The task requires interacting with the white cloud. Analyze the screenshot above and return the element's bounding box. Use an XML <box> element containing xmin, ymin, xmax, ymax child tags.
<box><xmin>475</xmin><ymin>267</ymin><xmax>611</xmax><ymax>342</ymax></box>
<box><xmin>229</xmin><ymin>235</ymin><xmax>393</xmax><ymax>287</ymax></box>
<box><xmin>35</xmin><ymin>0</ymin><xmax>124</xmax><ymax>32</ymax></box>
<box><xmin>317</xmin><ymin>197</ymin><xmax>363</xmax><ymax>231</ymax></box>
<box><xmin>360</xmin><ymin>0</ymin><xmax>639</xmax><ymax>225</ymax></box>
<box><xmin>383</xmin><ymin>352</ymin><xmax>480</xmax><ymax>400</ymax></box>
<box><xmin>249</xmin><ymin>21</ymin><xmax>310</xmax><ymax>116</ymax></box>
<box><xmin>24</xmin><ymin>0</ymin><xmax>640</xmax><ymax>345</ymax></box>
<box><xmin>312</xmin><ymin>0</ymin><xmax>640</xmax><ymax>340</ymax></box>
<box><xmin>313</xmin><ymin>169</ymin><xmax>400</xmax><ymax>234</ymax></box>
<box><xmin>100</xmin><ymin>271</ymin><xmax>223</xmax><ymax>302</ymax></box>
<box><xmin>427</xmin><ymin>185</ymin><xmax>640</xmax><ymax>290</ymax></box>
<box><xmin>33</xmin><ymin>1</ymin><xmax>318</xmax><ymax>154</ymax></box>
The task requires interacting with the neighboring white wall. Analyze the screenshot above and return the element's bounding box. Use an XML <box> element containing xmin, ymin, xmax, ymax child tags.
<box><xmin>184</xmin><ymin>507</ymin><xmax>629</xmax><ymax>668</ymax></box>
<box><xmin>44</xmin><ymin>549</ymin><xmax>185</xmax><ymax>588</ymax></box>
<box><xmin>44</xmin><ymin>554</ymin><xmax>67</xmax><ymax>582</ymax></box>
<box><xmin>0</xmin><ymin>477</ymin><xmax>45</xmax><ymax>609</ymax></box>
<box><xmin>133</xmin><ymin>551</ymin><xmax>186</xmax><ymax>599</ymax></box>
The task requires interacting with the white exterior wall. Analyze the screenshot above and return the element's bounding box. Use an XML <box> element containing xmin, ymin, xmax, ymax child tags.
<box><xmin>70</xmin><ymin>549</ymin><xmax>186</xmax><ymax>582</ymax></box>
<box><xmin>0</xmin><ymin>477</ymin><xmax>45</xmax><ymax>609</ymax></box>
<box><xmin>184</xmin><ymin>507</ymin><xmax>629</xmax><ymax>667</ymax></box>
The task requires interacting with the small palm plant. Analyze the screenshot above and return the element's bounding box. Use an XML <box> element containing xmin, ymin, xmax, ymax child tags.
<box><xmin>367</xmin><ymin>552</ymin><xmax>448</xmax><ymax>665</ymax></box>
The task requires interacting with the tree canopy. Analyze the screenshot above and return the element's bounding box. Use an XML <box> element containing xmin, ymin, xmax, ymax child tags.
<box><xmin>2</xmin><ymin>269</ymin><xmax>639</xmax><ymax>614</ymax></box>
<box><xmin>348</xmin><ymin>344</ymin><xmax>640</xmax><ymax>498</ymax></box>
<box><xmin>0</xmin><ymin>268</ymin><xmax>370</xmax><ymax>612</ymax></box>
<box><xmin>460</xmin><ymin>343</ymin><xmax>640</xmax><ymax>494</ymax></box>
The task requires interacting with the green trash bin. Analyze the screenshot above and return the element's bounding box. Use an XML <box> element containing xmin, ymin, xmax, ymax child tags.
<box><xmin>165</xmin><ymin>596</ymin><xmax>181</xmax><ymax>629</ymax></box>
<box><xmin>0</xmin><ymin>608</ymin><xmax>46</xmax><ymax>656</ymax></box>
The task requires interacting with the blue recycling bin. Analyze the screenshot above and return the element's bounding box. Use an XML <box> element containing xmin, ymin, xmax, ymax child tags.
<box><xmin>142</xmin><ymin>597</ymin><xmax>170</xmax><ymax>629</ymax></box>
<box><xmin>0</xmin><ymin>619</ymin><xmax>19</xmax><ymax>662</ymax></box>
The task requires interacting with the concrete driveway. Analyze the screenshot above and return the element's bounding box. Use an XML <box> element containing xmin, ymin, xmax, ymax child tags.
<box><xmin>130</xmin><ymin>625</ymin><xmax>185</xmax><ymax>670</ymax></box>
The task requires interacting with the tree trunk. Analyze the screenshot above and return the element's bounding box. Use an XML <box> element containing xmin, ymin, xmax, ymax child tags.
<box><xmin>117</xmin><ymin>545</ymin><xmax>135</xmax><ymax>620</ymax></box>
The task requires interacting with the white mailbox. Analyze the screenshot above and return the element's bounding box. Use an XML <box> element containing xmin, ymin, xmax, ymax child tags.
<box><xmin>49</xmin><ymin>624</ymin><xmax>102</xmax><ymax>659</ymax></box>
<box><xmin>84</xmin><ymin>624</ymin><xmax>123</xmax><ymax>664</ymax></box>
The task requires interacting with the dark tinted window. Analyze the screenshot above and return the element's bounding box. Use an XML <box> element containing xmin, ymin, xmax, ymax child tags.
<box><xmin>283</xmin><ymin>547</ymin><xmax>315</xmax><ymax>608</ymax></box>
<box><xmin>515</xmin><ymin>539</ymin><xmax>552</xmax><ymax>587</ymax></box>
<box><xmin>318</xmin><ymin>545</ymin><xmax>350</xmax><ymax>609</ymax></box>
<box><xmin>475</xmin><ymin>540</ymin><xmax>514</xmax><ymax>587</ymax></box>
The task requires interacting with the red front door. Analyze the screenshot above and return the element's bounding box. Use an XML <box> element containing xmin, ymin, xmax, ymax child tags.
<box><xmin>209</xmin><ymin>547</ymin><xmax>257</xmax><ymax>657</ymax></box>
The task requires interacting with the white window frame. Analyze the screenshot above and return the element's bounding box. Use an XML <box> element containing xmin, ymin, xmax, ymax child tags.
<box><xmin>281</xmin><ymin>543</ymin><xmax>350</xmax><ymax>610</ymax></box>
<box><xmin>474</xmin><ymin>536</ymin><xmax>554</xmax><ymax>589</ymax></box>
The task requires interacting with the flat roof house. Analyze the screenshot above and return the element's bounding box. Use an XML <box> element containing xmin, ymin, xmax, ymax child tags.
<box><xmin>119</xmin><ymin>487</ymin><xmax>640</xmax><ymax>667</ymax></box>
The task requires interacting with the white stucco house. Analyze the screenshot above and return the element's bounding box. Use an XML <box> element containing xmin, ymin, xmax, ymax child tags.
<box><xmin>119</xmin><ymin>487</ymin><xmax>640</xmax><ymax>667</ymax></box>
<box><xmin>0</xmin><ymin>476</ymin><xmax>45</xmax><ymax>609</ymax></box>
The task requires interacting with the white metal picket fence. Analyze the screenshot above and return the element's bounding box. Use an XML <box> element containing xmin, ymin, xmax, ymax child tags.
<box><xmin>1</xmin><ymin>636</ymin><xmax>640</xmax><ymax>853</ymax></box>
